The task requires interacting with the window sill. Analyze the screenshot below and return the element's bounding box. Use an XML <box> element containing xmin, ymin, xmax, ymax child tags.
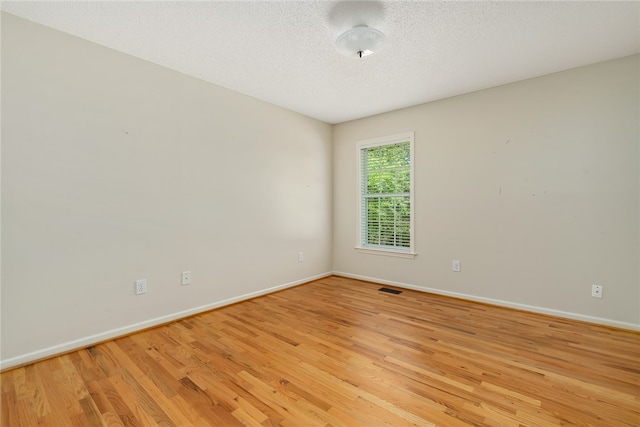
<box><xmin>354</xmin><ymin>247</ymin><xmax>417</xmax><ymax>259</ymax></box>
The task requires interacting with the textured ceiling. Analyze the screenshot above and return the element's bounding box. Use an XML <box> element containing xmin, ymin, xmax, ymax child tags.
<box><xmin>2</xmin><ymin>1</ymin><xmax>639</xmax><ymax>124</ymax></box>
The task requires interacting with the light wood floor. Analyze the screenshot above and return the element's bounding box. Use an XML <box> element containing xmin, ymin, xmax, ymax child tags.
<box><xmin>2</xmin><ymin>275</ymin><xmax>639</xmax><ymax>426</ymax></box>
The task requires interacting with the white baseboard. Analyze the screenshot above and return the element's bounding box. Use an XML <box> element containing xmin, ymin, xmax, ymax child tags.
<box><xmin>333</xmin><ymin>271</ymin><xmax>640</xmax><ymax>332</ymax></box>
<box><xmin>0</xmin><ymin>272</ymin><xmax>332</xmax><ymax>371</ymax></box>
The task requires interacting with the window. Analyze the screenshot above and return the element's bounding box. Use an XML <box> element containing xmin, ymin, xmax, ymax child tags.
<box><xmin>357</xmin><ymin>132</ymin><xmax>415</xmax><ymax>257</ymax></box>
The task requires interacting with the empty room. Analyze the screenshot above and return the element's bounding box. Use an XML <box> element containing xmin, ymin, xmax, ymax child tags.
<box><xmin>1</xmin><ymin>1</ymin><xmax>639</xmax><ymax>426</ymax></box>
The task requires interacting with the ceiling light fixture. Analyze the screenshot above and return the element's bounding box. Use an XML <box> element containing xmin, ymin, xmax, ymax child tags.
<box><xmin>335</xmin><ymin>25</ymin><xmax>386</xmax><ymax>59</ymax></box>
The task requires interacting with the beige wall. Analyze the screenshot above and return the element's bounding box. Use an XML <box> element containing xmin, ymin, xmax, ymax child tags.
<box><xmin>333</xmin><ymin>55</ymin><xmax>639</xmax><ymax>328</ymax></box>
<box><xmin>1</xmin><ymin>13</ymin><xmax>333</xmax><ymax>368</ymax></box>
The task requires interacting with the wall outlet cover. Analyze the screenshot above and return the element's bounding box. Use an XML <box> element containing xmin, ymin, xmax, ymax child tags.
<box><xmin>181</xmin><ymin>271</ymin><xmax>192</xmax><ymax>286</ymax></box>
<box><xmin>135</xmin><ymin>279</ymin><xmax>147</xmax><ymax>295</ymax></box>
<box><xmin>591</xmin><ymin>284</ymin><xmax>603</xmax><ymax>298</ymax></box>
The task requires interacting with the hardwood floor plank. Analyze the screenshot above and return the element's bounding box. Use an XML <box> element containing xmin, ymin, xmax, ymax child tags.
<box><xmin>1</xmin><ymin>376</ymin><xmax>17</xmax><ymax>426</ymax></box>
<box><xmin>230</xmin><ymin>406</ymin><xmax>264</xmax><ymax>427</ymax></box>
<box><xmin>13</xmin><ymin>399</ymin><xmax>39</xmax><ymax>427</ymax></box>
<box><xmin>221</xmin><ymin>379</ymin><xmax>285</xmax><ymax>426</ymax></box>
<box><xmin>34</xmin><ymin>361</ymin><xmax>66</xmax><ymax>422</ymax></box>
<box><xmin>237</xmin><ymin>370</ymin><xmax>328</xmax><ymax>427</ymax></box>
<box><xmin>11</xmin><ymin>367</ymin><xmax>33</xmax><ymax>402</ymax></box>
<box><xmin>78</xmin><ymin>395</ymin><xmax>108</xmax><ymax>427</ymax></box>
<box><xmin>2</xmin><ymin>276</ymin><xmax>639</xmax><ymax>426</ymax></box>
<box><xmin>107</xmin><ymin>373</ymin><xmax>155</xmax><ymax>426</ymax></box>
<box><xmin>175</xmin><ymin>376</ymin><xmax>241</xmax><ymax>426</ymax></box>
<box><xmin>232</xmin><ymin>395</ymin><xmax>269</xmax><ymax>424</ymax></box>
<box><xmin>116</xmin><ymin>337</ymin><xmax>179</xmax><ymax>400</ymax></box>
<box><xmin>70</xmin><ymin>350</ymin><xmax>136</xmax><ymax>425</ymax></box>
<box><xmin>108</xmin><ymin>342</ymin><xmax>187</xmax><ymax>426</ymax></box>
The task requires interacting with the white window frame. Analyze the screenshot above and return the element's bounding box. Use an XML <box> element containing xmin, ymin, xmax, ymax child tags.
<box><xmin>355</xmin><ymin>132</ymin><xmax>416</xmax><ymax>258</ymax></box>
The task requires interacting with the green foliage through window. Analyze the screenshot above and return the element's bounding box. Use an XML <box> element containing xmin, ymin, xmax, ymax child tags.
<box><xmin>361</xmin><ymin>142</ymin><xmax>411</xmax><ymax>249</ymax></box>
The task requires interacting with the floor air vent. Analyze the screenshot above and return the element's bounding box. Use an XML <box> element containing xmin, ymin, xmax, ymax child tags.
<box><xmin>379</xmin><ymin>287</ymin><xmax>402</xmax><ymax>295</ymax></box>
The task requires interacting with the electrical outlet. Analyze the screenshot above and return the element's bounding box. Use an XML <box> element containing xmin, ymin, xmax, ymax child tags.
<box><xmin>452</xmin><ymin>260</ymin><xmax>461</xmax><ymax>272</ymax></box>
<box><xmin>591</xmin><ymin>284</ymin><xmax>603</xmax><ymax>298</ymax></box>
<box><xmin>181</xmin><ymin>271</ymin><xmax>191</xmax><ymax>286</ymax></box>
<box><xmin>135</xmin><ymin>279</ymin><xmax>147</xmax><ymax>295</ymax></box>
<box><xmin>298</xmin><ymin>251</ymin><xmax>304</xmax><ymax>262</ymax></box>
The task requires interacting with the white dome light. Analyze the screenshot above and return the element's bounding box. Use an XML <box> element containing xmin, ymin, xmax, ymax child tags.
<box><xmin>336</xmin><ymin>25</ymin><xmax>386</xmax><ymax>59</ymax></box>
